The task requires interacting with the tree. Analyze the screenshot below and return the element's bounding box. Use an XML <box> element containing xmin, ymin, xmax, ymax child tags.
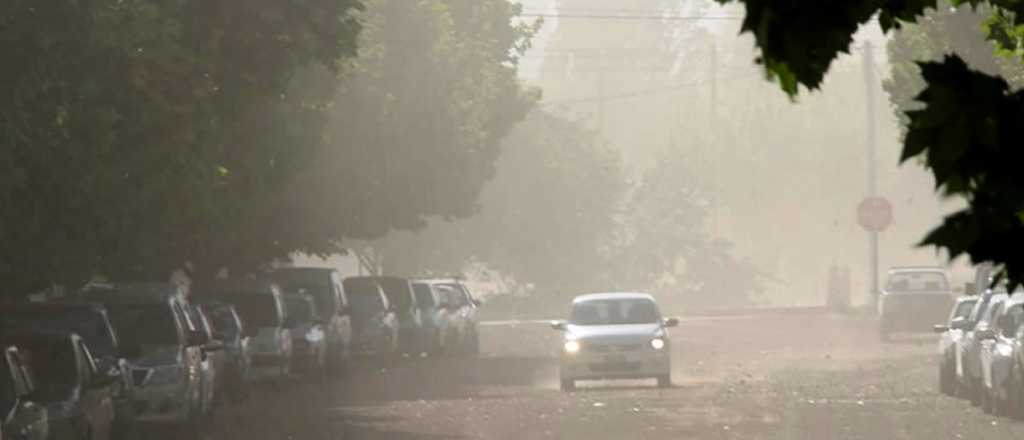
<box><xmin>0</xmin><ymin>0</ymin><xmax>363</xmax><ymax>291</ymax></box>
<box><xmin>366</xmin><ymin>109</ymin><xmax>628</xmax><ymax>293</ymax></box>
<box><xmin>716</xmin><ymin>0</ymin><xmax>1024</xmax><ymax>285</ymax></box>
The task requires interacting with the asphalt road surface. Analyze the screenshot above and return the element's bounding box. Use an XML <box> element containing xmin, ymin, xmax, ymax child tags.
<box><xmin>186</xmin><ymin>313</ymin><xmax>1024</xmax><ymax>439</ymax></box>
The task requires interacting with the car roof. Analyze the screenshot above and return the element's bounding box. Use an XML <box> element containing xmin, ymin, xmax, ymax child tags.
<box><xmin>888</xmin><ymin>266</ymin><xmax>946</xmax><ymax>272</ymax></box>
<box><xmin>0</xmin><ymin>302</ymin><xmax>107</xmax><ymax>314</ymax></box>
<box><xmin>955</xmin><ymin>296</ymin><xmax>980</xmax><ymax>304</ymax></box>
<box><xmin>78</xmin><ymin>283</ymin><xmax>182</xmax><ymax>305</ymax></box>
<box><xmin>195</xmin><ymin>279</ymin><xmax>278</xmax><ymax>295</ymax></box>
<box><xmin>0</xmin><ymin>329</ymin><xmax>77</xmax><ymax>346</ymax></box>
<box><xmin>572</xmin><ymin>292</ymin><xmax>655</xmax><ymax>303</ymax></box>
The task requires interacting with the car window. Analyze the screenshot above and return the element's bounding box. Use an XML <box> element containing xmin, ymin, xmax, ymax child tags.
<box><xmin>412</xmin><ymin>284</ymin><xmax>435</xmax><ymax>308</ymax></box>
<box><xmin>378</xmin><ymin>279</ymin><xmax>415</xmax><ymax>311</ymax></box>
<box><xmin>983</xmin><ymin>299</ymin><xmax>1006</xmax><ymax>324</ymax></box>
<box><xmin>76</xmin><ymin>341</ymin><xmax>95</xmax><ymax>385</ymax></box>
<box><xmin>1005</xmin><ymin>305</ymin><xmax>1024</xmax><ymax>332</ymax></box>
<box><xmin>886</xmin><ymin>271</ymin><xmax>949</xmax><ymax>292</ymax></box>
<box><xmin>207</xmin><ymin>305</ymin><xmax>240</xmax><ymax>339</ymax></box>
<box><xmin>0</xmin><ymin>310</ymin><xmax>116</xmax><ymax>356</ymax></box>
<box><xmin>106</xmin><ymin>304</ymin><xmax>181</xmax><ymax>346</ymax></box>
<box><xmin>20</xmin><ymin>339</ymin><xmax>78</xmax><ymax>401</ymax></box>
<box><xmin>952</xmin><ymin>300</ymin><xmax>977</xmax><ymax>321</ymax></box>
<box><xmin>569</xmin><ymin>299</ymin><xmax>661</xmax><ymax>326</ymax></box>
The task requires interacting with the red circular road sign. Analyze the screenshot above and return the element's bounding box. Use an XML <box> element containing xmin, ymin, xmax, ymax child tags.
<box><xmin>858</xmin><ymin>197</ymin><xmax>893</xmax><ymax>232</ymax></box>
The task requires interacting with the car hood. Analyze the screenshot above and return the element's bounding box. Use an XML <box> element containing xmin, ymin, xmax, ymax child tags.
<box><xmin>567</xmin><ymin>323</ymin><xmax>663</xmax><ymax>341</ymax></box>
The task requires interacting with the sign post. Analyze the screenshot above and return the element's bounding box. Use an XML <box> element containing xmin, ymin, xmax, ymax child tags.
<box><xmin>858</xmin><ymin>196</ymin><xmax>892</xmax><ymax>310</ymax></box>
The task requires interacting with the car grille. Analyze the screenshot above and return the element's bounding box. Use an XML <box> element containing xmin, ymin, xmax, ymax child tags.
<box><xmin>132</xmin><ymin>369</ymin><xmax>151</xmax><ymax>387</ymax></box>
<box><xmin>584</xmin><ymin>343</ymin><xmax>644</xmax><ymax>353</ymax></box>
<box><xmin>589</xmin><ymin>362</ymin><xmax>641</xmax><ymax>372</ymax></box>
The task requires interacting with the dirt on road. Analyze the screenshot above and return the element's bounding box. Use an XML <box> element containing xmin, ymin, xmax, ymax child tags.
<box><xmin>192</xmin><ymin>313</ymin><xmax>1024</xmax><ymax>440</ymax></box>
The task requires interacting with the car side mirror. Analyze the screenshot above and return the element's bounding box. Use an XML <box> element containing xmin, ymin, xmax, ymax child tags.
<box><xmin>203</xmin><ymin>340</ymin><xmax>224</xmax><ymax>353</ymax></box>
<box><xmin>663</xmin><ymin>317</ymin><xmax>680</xmax><ymax>328</ymax></box>
<box><xmin>472</xmin><ymin>299</ymin><xmax>483</xmax><ymax>307</ymax></box>
<box><xmin>90</xmin><ymin>373</ymin><xmax>118</xmax><ymax>389</ymax></box>
<box><xmin>933</xmin><ymin>324</ymin><xmax>950</xmax><ymax>333</ymax></box>
<box><xmin>950</xmin><ymin>316</ymin><xmax>968</xmax><ymax>330</ymax></box>
<box><xmin>244</xmin><ymin>327</ymin><xmax>259</xmax><ymax>338</ymax></box>
<box><xmin>550</xmin><ymin>320</ymin><xmax>567</xmax><ymax>331</ymax></box>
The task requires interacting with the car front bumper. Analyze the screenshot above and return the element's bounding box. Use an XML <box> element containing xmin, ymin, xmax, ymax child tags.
<box><xmin>560</xmin><ymin>347</ymin><xmax>670</xmax><ymax>381</ymax></box>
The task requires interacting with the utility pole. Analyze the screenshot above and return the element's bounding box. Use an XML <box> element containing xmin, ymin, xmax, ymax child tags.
<box><xmin>710</xmin><ymin>38</ymin><xmax>718</xmax><ymax>119</ymax></box>
<box><xmin>862</xmin><ymin>41</ymin><xmax>880</xmax><ymax>309</ymax></box>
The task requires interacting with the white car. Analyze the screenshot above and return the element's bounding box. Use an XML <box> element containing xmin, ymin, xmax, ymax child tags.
<box><xmin>551</xmin><ymin>293</ymin><xmax>679</xmax><ymax>391</ymax></box>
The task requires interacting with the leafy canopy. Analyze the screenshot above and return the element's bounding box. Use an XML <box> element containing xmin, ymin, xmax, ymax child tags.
<box><xmin>719</xmin><ymin>0</ymin><xmax>1024</xmax><ymax>286</ymax></box>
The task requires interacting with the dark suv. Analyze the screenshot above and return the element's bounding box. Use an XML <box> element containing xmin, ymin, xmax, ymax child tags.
<box><xmin>0</xmin><ymin>345</ymin><xmax>48</xmax><ymax>440</ymax></box>
<box><xmin>0</xmin><ymin>303</ymin><xmax>139</xmax><ymax>437</ymax></box>
<box><xmin>4</xmin><ymin>331</ymin><xmax>117</xmax><ymax>440</ymax></box>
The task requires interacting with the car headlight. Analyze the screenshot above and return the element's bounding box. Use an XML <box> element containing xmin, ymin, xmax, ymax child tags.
<box><xmin>563</xmin><ymin>340</ymin><xmax>581</xmax><ymax>354</ymax></box>
<box><xmin>651</xmin><ymin>338</ymin><xmax>666</xmax><ymax>350</ymax></box>
<box><xmin>147</xmin><ymin>365</ymin><xmax>185</xmax><ymax>386</ymax></box>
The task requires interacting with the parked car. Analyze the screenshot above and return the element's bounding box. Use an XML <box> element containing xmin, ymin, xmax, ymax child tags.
<box><xmin>0</xmin><ymin>302</ymin><xmax>138</xmax><ymax>438</ymax></box>
<box><xmin>879</xmin><ymin>267</ymin><xmax>955</xmax><ymax>340</ymax></box>
<box><xmin>5</xmin><ymin>331</ymin><xmax>117</xmax><ymax>440</ymax></box>
<box><xmin>186</xmin><ymin>304</ymin><xmax>225</xmax><ymax>417</ymax></box>
<box><xmin>411</xmin><ymin>281</ymin><xmax>455</xmax><ymax>354</ymax></box>
<box><xmin>933</xmin><ymin>296</ymin><xmax>979</xmax><ymax>396</ymax></box>
<box><xmin>960</xmin><ymin>291</ymin><xmax>1009</xmax><ymax>406</ymax></box>
<box><xmin>350</xmin><ymin>276</ymin><xmax>422</xmax><ymax>354</ymax></box>
<box><xmin>78</xmin><ymin>284</ymin><xmax>205</xmax><ymax>430</ymax></box>
<box><xmin>284</xmin><ymin>294</ymin><xmax>328</xmax><ymax>378</ymax></box>
<box><xmin>195</xmin><ymin>280</ymin><xmax>292</xmax><ymax>382</ymax></box>
<box><xmin>430</xmin><ymin>280</ymin><xmax>482</xmax><ymax>354</ymax></box>
<box><xmin>550</xmin><ymin>293</ymin><xmax>679</xmax><ymax>391</ymax></box>
<box><xmin>0</xmin><ymin>345</ymin><xmax>49</xmax><ymax>440</ymax></box>
<box><xmin>342</xmin><ymin>277</ymin><xmax>398</xmax><ymax>358</ymax></box>
<box><xmin>272</xmin><ymin>268</ymin><xmax>352</xmax><ymax>374</ymax></box>
<box><xmin>194</xmin><ymin>301</ymin><xmax>252</xmax><ymax>400</ymax></box>
<box><xmin>981</xmin><ymin>292</ymin><xmax>1024</xmax><ymax>415</ymax></box>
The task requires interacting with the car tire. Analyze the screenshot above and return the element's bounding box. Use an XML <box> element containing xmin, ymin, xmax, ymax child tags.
<box><xmin>970</xmin><ymin>377</ymin><xmax>984</xmax><ymax>406</ymax></box>
<box><xmin>560</xmin><ymin>379</ymin><xmax>576</xmax><ymax>392</ymax></box>
<box><xmin>939</xmin><ymin>357</ymin><xmax>956</xmax><ymax>396</ymax></box>
<box><xmin>657</xmin><ymin>375</ymin><xmax>672</xmax><ymax>388</ymax></box>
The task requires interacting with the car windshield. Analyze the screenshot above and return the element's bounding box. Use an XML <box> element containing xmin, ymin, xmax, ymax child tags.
<box><xmin>224</xmin><ymin>295</ymin><xmax>281</xmax><ymax>328</ymax></box>
<box><xmin>19</xmin><ymin>339</ymin><xmax>77</xmax><ymax>402</ymax></box>
<box><xmin>0</xmin><ymin>309</ymin><xmax>115</xmax><ymax>356</ymax></box>
<box><xmin>885</xmin><ymin>272</ymin><xmax>949</xmax><ymax>292</ymax></box>
<box><xmin>0</xmin><ymin>357</ymin><xmax>16</xmax><ymax>415</ymax></box>
<box><xmin>286</xmin><ymin>285</ymin><xmax>336</xmax><ymax>317</ymax></box>
<box><xmin>286</xmin><ymin>298</ymin><xmax>314</xmax><ymax>323</ymax></box>
<box><xmin>438</xmin><ymin>284</ymin><xmax>468</xmax><ymax>306</ymax></box>
<box><xmin>106</xmin><ymin>304</ymin><xmax>180</xmax><ymax>346</ymax></box>
<box><xmin>569</xmin><ymin>299</ymin><xmax>661</xmax><ymax>326</ymax></box>
<box><xmin>412</xmin><ymin>284</ymin><xmax>435</xmax><ymax>308</ymax></box>
<box><xmin>377</xmin><ymin>279</ymin><xmax>414</xmax><ymax>310</ymax></box>
<box><xmin>349</xmin><ymin>291</ymin><xmax>385</xmax><ymax>314</ymax></box>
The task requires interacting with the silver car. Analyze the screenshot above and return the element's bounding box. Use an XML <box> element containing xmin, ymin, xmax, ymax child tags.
<box><xmin>551</xmin><ymin>293</ymin><xmax>679</xmax><ymax>391</ymax></box>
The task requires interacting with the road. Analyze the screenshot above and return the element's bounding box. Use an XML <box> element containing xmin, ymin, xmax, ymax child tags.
<box><xmin>195</xmin><ymin>313</ymin><xmax>1024</xmax><ymax>439</ymax></box>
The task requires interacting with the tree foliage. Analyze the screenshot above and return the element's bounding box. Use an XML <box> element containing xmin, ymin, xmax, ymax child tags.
<box><xmin>718</xmin><ymin>0</ymin><xmax>1024</xmax><ymax>286</ymax></box>
<box><xmin>0</xmin><ymin>0</ymin><xmax>536</xmax><ymax>294</ymax></box>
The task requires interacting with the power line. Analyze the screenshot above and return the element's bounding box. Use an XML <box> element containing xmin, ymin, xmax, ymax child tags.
<box><xmin>519</xmin><ymin>13</ymin><xmax>743</xmax><ymax>21</ymax></box>
<box><xmin>541</xmin><ymin>73</ymin><xmax>761</xmax><ymax>106</ymax></box>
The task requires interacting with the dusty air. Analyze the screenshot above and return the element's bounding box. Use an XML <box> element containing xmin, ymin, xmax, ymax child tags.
<box><xmin>2</xmin><ymin>0</ymin><xmax>1022</xmax><ymax>439</ymax></box>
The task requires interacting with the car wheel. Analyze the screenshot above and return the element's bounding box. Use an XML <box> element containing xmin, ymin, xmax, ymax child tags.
<box><xmin>560</xmin><ymin>379</ymin><xmax>576</xmax><ymax>392</ymax></box>
<box><xmin>939</xmin><ymin>357</ymin><xmax>955</xmax><ymax>396</ymax></box>
<box><xmin>982</xmin><ymin>385</ymin><xmax>994</xmax><ymax>414</ymax></box>
<box><xmin>970</xmin><ymin>377</ymin><xmax>984</xmax><ymax>406</ymax></box>
<box><xmin>657</xmin><ymin>375</ymin><xmax>672</xmax><ymax>388</ymax></box>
